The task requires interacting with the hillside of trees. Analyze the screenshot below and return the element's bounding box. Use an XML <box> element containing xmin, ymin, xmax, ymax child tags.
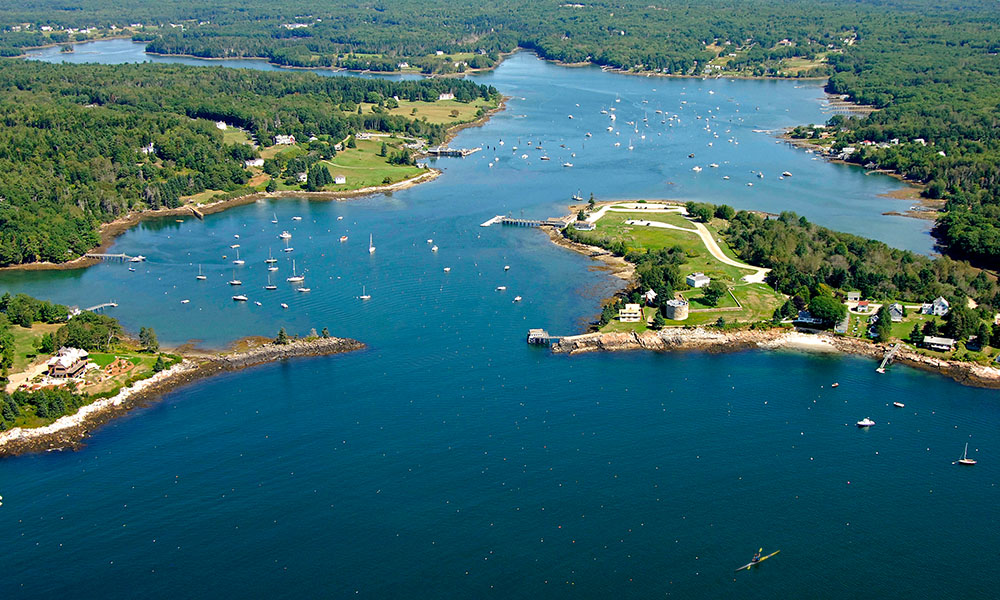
<box><xmin>0</xmin><ymin>60</ymin><xmax>497</xmax><ymax>265</ymax></box>
<box><xmin>0</xmin><ymin>0</ymin><xmax>998</xmax><ymax>261</ymax></box>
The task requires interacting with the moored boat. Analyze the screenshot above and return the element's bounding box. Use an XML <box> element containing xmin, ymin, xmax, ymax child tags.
<box><xmin>856</xmin><ymin>417</ymin><xmax>875</xmax><ymax>428</ymax></box>
<box><xmin>956</xmin><ymin>442</ymin><xmax>977</xmax><ymax>465</ymax></box>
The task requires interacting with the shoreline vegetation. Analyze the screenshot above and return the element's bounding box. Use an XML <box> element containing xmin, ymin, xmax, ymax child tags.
<box><xmin>0</xmin><ymin>335</ymin><xmax>365</xmax><ymax>457</ymax></box>
<box><xmin>543</xmin><ymin>200</ymin><xmax>1000</xmax><ymax>389</ymax></box>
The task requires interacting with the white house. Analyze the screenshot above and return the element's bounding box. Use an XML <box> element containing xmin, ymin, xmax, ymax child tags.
<box><xmin>244</xmin><ymin>158</ymin><xmax>264</xmax><ymax>168</ymax></box>
<box><xmin>922</xmin><ymin>336</ymin><xmax>955</xmax><ymax>352</ymax></box>
<box><xmin>140</xmin><ymin>142</ymin><xmax>155</xmax><ymax>155</ymax></box>
<box><xmin>274</xmin><ymin>134</ymin><xmax>296</xmax><ymax>145</ymax></box>
<box><xmin>355</xmin><ymin>132</ymin><xmax>372</xmax><ymax>140</ymax></box>
<box><xmin>642</xmin><ymin>289</ymin><xmax>657</xmax><ymax>305</ymax></box>
<box><xmin>296</xmin><ymin>172</ymin><xmax>307</xmax><ymax>183</ymax></box>
<box><xmin>921</xmin><ymin>296</ymin><xmax>950</xmax><ymax>316</ymax></box>
<box><xmin>215</xmin><ymin>121</ymin><xmax>228</xmax><ymax>130</ymax></box>
<box><xmin>619</xmin><ymin>303</ymin><xmax>643</xmax><ymax>323</ymax></box>
<box><xmin>397</xmin><ymin>62</ymin><xmax>409</xmax><ymax>69</ymax></box>
<box><xmin>438</xmin><ymin>92</ymin><xmax>455</xmax><ymax>101</ymax></box>
<box><xmin>846</xmin><ymin>291</ymin><xmax>861</xmax><ymax>302</ymax></box>
<box><xmin>334</xmin><ymin>175</ymin><xmax>346</xmax><ymax>185</ymax></box>
<box><xmin>686</xmin><ymin>272</ymin><xmax>711</xmax><ymax>288</ymax></box>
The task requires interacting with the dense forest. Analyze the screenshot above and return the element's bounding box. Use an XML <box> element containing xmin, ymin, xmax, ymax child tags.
<box><xmin>721</xmin><ymin>209</ymin><xmax>998</xmax><ymax>312</ymax></box>
<box><xmin>0</xmin><ymin>0</ymin><xmax>998</xmax><ymax>261</ymax></box>
<box><xmin>0</xmin><ymin>60</ymin><xmax>497</xmax><ymax>265</ymax></box>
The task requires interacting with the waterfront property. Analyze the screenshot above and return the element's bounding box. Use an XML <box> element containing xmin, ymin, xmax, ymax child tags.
<box><xmin>619</xmin><ymin>303</ymin><xmax>643</xmax><ymax>322</ymax></box>
<box><xmin>889</xmin><ymin>303</ymin><xmax>905</xmax><ymax>322</ymax></box>
<box><xmin>922</xmin><ymin>335</ymin><xmax>956</xmax><ymax>352</ymax></box>
<box><xmin>46</xmin><ymin>347</ymin><xmax>89</xmax><ymax>378</ymax></box>
<box><xmin>846</xmin><ymin>291</ymin><xmax>861</xmax><ymax>302</ymax></box>
<box><xmin>664</xmin><ymin>298</ymin><xmax>689</xmax><ymax>320</ymax></box>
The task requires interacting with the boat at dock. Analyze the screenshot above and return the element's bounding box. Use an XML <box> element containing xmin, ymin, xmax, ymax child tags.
<box><xmin>955</xmin><ymin>443</ymin><xmax>977</xmax><ymax>465</ymax></box>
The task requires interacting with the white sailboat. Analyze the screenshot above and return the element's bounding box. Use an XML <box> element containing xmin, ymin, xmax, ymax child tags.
<box><xmin>368</xmin><ymin>234</ymin><xmax>376</xmax><ymax>254</ymax></box>
<box><xmin>956</xmin><ymin>443</ymin><xmax>977</xmax><ymax>465</ymax></box>
<box><xmin>359</xmin><ymin>285</ymin><xmax>371</xmax><ymax>300</ymax></box>
<box><xmin>271</xmin><ymin>212</ymin><xmax>278</xmax><ymax>224</ymax></box>
<box><xmin>265</xmin><ymin>248</ymin><xmax>277</xmax><ymax>264</ymax></box>
<box><xmin>286</xmin><ymin>260</ymin><xmax>304</xmax><ymax>283</ymax></box>
<box><xmin>196</xmin><ymin>265</ymin><xmax>207</xmax><ymax>281</ymax></box>
<box><xmin>232</xmin><ymin>248</ymin><xmax>244</xmax><ymax>265</ymax></box>
<box><xmin>265</xmin><ymin>273</ymin><xmax>277</xmax><ymax>290</ymax></box>
<box><xmin>228</xmin><ymin>269</ymin><xmax>242</xmax><ymax>286</ymax></box>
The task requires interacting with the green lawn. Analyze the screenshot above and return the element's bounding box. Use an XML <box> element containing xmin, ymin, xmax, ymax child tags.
<box><xmin>9</xmin><ymin>323</ymin><xmax>61</xmax><ymax>372</ymax></box>
<box><xmin>386</xmin><ymin>98</ymin><xmax>495</xmax><ymax>125</ymax></box>
<box><xmin>600</xmin><ymin>306</ymin><xmax>657</xmax><ymax>333</ymax></box>
<box><xmin>577</xmin><ymin>211</ymin><xmax>755</xmax><ymax>283</ymax></box>
<box><xmin>317</xmin><ymin>138</ymin><xmax>425</xmax><ymax>190</ymax></box>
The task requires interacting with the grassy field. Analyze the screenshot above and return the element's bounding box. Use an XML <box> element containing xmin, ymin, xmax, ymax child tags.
<box><xmin>585</xmin><ymin>211</ymin><xmax>785</xmax><ymax>332</ymax></box>
<box><xmin>317</xmin><ymin>138</ymin><xmax>425</xmax><ymax>190</ymax></box>
<box><xmin>577</xmin><ymin>211</ymin><xmax>754</xmax><ymax>283</ymax></box>
<box><xmin>9</xmin><ymin>323</ymin><xmax>61</xmax><ymax>372</ymax></box>
<box><xmin>384</xmin><ymin>98</ymin><xmax>493</xmax><ymax>125</ymax></box>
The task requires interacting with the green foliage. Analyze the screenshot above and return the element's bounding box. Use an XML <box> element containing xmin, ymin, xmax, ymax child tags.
<box><xmin>943</xmin><ymin>305</ymin><xmax>979</xmax><ymax>341</ymax></box>
<box><xmin>152</xmin><ymin>354</ymin><xmax>165</xmax><ymax>372</ymax></box>
<box><xmin>275</xmin><ymin>328</ymin><xmax>289</xmax><ymax>345</ymax></box>
<box><xmin>724</xmin><ymin>209</ymin><xmax>996</xmax><ymax>311</ymax></box>
<box><xmin>651</xmin><ymin>312</ymin><xmax>666</xmax><ymax>330</ymax></box>
<box><xmin>0</xmin><ymin>387</ymin><xmax>88</xmax><ymax>430</ymax></box>
<box><xmin>685</xmin><ymin>201</ymin><xmax>713</xmax><ymax>223</ymax></box>
<box><xmin>0</xmin><ymin>60</ymin><xmax>497</xmax><ymax>265</ymax></box>
<box><xmin>0</xmin><ymin>293</ymin><xmax>68</xmax><ymax>327</ymax></box>
<box><xmin>701</xmin><ymin>281</ymin><xmax>728</xmax><ymax>307</ymax></box>
<box><xmin>138</xmin><ymin>326</ymin><xmax>159</xmax><ymax>353</ymax></box>
<box><xmin>55</xmin><ymin>311</ymin><xmax>122</xmax><ymax>351</ymax></box>
<box><xmin>808</xmin><ymin>294</ymin><xmax>847</xmax><ymax>325</ymax></box>
<box><xmin>873</xmin><ymin>305</ymin><xmax>892</xmax><ymax>342</ymax></box>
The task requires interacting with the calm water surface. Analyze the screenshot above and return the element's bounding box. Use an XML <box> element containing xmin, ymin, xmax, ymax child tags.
<box><xmin>1</xmin><ymin>47</ymin><xmax>994</xmax><ymax>599</ymax></box>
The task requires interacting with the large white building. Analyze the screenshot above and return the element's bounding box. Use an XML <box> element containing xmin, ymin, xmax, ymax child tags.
<box><xmin>686</xmin><ymin>272</ymin><xmax>711</xmax><ymax>288</ymax></box>
<box><xmin>921</xmin><ymin>296</ymin><xmax>950</xmax><ymax>316</ymax></box>
<box><xmin>619</xmin><ymin>303</ymin><xmax>643</xmax><ymax>323</ymax></box>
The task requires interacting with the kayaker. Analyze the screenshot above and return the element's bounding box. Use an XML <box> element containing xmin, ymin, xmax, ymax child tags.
<box><xmin>752</xmin><ymin>550</ymin><xmax>761</xmax><ymax>563</ymax></box>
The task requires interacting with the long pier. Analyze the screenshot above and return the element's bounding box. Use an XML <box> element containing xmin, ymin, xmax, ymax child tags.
<box><xmin>481</xmin><ymin>215</ymin><xmax>570</xmax><ymax>229</ymax></box>
<box><xmin>83</xmin><ymin>302</ymin><xmax>118</xmax><ymax>312</ymax></box>
<box><xmin>426</xmin><ymin>146</ymin><xmax>481</xmax><ymax>157</ymax></box>
<box><xmin>876</xmin><ymin>343</ymin><xmax>901</xmax><ymax>373</ymax></box>
<box><xmin>85</xmin><ymin>253</ymin><xmax>136</xmax><ymax>262</ymax></box>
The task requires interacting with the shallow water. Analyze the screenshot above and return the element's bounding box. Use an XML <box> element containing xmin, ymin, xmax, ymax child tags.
<box><xmin>1</xmin><ymin>48</ymin><xmax>993</xmax><ymax>599</ymax></box>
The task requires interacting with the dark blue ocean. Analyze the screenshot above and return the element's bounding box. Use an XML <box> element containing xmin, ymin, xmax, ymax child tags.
<box><xmin>0</xmin><ymin>45</ymin><xmax>995</xmax><ymax>599</ymax></box>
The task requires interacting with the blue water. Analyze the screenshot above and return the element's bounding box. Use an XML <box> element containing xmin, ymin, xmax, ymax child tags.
<box><xmin>2</xmin><ymin>48</ymin><xmax>995</xmax><ymax>599</ymax></box>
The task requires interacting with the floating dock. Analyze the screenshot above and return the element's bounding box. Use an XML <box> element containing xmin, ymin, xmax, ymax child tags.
<box><xmin>426</xmin><ymin>146</ymin><xmax>482</xmax><ymax>157</ymax></box>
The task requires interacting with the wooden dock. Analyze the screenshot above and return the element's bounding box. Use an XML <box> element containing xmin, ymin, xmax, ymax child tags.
<box><xmin>85</xmin><ymin>253</ymin><xmax>136</xmax><ymax>262</ymax></box>
<box><xmin>83</xmin><ymin>302</ymin><xmax>118</xmax><ymax>312</ymax></box>
<box><xmin>527</xmin><ymin>329</ymin><xmax>561</xmax><ymax>345</ymax></box>
<box><xmin>876</xmin><ymin>343</ymin><xmax>901</xmax><ymax>373</ymax></box>
<box><xmin>426</xmin><ymin>146</ymin><xmax>482</xmax><ymax>157</ymax></box>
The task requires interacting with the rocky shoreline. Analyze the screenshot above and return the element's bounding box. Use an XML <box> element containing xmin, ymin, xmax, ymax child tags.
<box><xmin>0</xmin><ymin>336</ymin><xmax>365</xmax><ymax>457</ymax></box>
<box><xmin>552</xmin><ymin>328</ymin><xmax>1000</xmax><ymax>389</ymax></box>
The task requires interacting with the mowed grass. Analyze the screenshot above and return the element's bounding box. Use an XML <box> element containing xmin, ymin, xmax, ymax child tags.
<box><xmin>386</xmin><ymin>98</ymin><xmax>493</xmax><ymax>125</ymax></box>
<box><xmin>318</xmin><ymin>139</ymin><xmax>425</xmax><ymax>190</ymax></box>
<box><xmin>10</xmin><ymin>323</ymin><xmax>61</xmax><ymax>372</ymax></box>
<box><xmin>578</xmin><ymin>212</ymin><xmax>752</xmax><ymax>283</ymax></box>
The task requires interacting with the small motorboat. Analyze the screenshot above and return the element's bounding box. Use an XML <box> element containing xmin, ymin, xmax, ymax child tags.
<box><xmin>893</xmin><ymin>401</ymin><xmax>905</xmax><ymax>408</ymax></box>
<box><xmin>255</xmin><ymin>301</ymin><xmax>262</xmax><ymax>306</ymax></box>
<box><xmin>831</xmin><ymin>382</ymin><xmax>839</xmax><ymax>388</ymax></box>
<box><xmin>504</xmin><ymin>265</ymin><xmax>510</xmax><ymax>271</ymax></box>
<box><xmin>782</xmin><ymin>171</ymin><xmax>793</xmax><ymax>177</ymax></box>
<box><xmin>340</xmin><ymin>236</ymin><xmax>348</xmax><ymax>243</ymax></box>
<box><xmin>232</xmin><ymin>295</ymin><xmax>248</xmax><ymax>302</ymax></box>
<box><xmin>283</xmin><ymin>247</ymin><xmax>294</xmax><ymax>253</ymax></box>
<box><xmin>128</xmin><ymin>267</ymin><xmax>136</xmax><ymax>272</ymax></box>
<box><xmin>291</xmin><ymin>216</ymin><xmax>302</xmax><ymax>221</ymax></box>
<box><xmin>181</xmin><ymin>299</ymin><xmax>190</xmax><ymax>304</ymax></box>
<box><xmin>427</xmin><ymin>239</ymin><xmax>433</xmax><ymax>244</ymax></box>
<box><xmin>268</xmin><ymin>266</ymin><xmax>279</xmax><ymax>272</ymax></box>
<box><xmin>279</xmin><ymin>231</ymin><xmax>292</xmax><ymax>239</ymax></box>
<box><xmin>280</xmin><ymin>303</ymin><xmax>288</xmax><ymax>309</ymax></box>
<box><xmin>513</xmin><ymin>296</ymin><xmax>522</xmax><ymax>302</ymax></box>
<box><xmin>443</xmin><ymin>267</ymin><xmax>451</xmax><ymax>273</ymax></box>
<box><xmin>496</xmin><ymin>286</ymin><xmax>507</xmax><ymax>291</ymax></box>
<box><xmin>431</xmin><ymin>245</ymin><xmax>438</xmax><ymax>252</ymax></box>
<box><xmin>337</xmin><ymin>216</ymin><xmax>344</xmax><ymax>221</ymax></box>
<box><xmin>296</xmin><ymin>287</ymin><xmax>311</xmax><ymax>293</ymax></box>
<box><xmin>856</xmin><ymin>417</ymin><xmax>876</xmax><ymax>428</ymax></box>
<box><xmin>563</xmin><ymin>162</ymin><xmax>573</xmax><ymax>167</ymax></box>
<box><xmin>230</xmin><ymin>243</ymin><xmax>240</xmax><ymax>249</ymax></box>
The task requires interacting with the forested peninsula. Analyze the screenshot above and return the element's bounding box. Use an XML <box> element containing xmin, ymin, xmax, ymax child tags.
<box><xmin>0</xmin><ymin>61</ymin><xmax>497</xmax><ymax>265</ymax></box>
<box><xmin>0</xmin><ymin>0</ymin><xmax>998</xmax><ymax>263</ymax></box>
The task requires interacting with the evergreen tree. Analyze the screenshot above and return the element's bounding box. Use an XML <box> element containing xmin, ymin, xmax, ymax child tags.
<box><xmin>153</xmin><ymin>354</ymin><xmax>166</xmax><ymax>372</ymax></box>
<box><xmin>275</xmin><ymin>328</ymin><xmax>290</xmax><ymax>345</ymax></box>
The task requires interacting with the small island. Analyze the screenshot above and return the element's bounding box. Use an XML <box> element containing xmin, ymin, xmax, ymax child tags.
<box><xmin>0</xmin><ymin>294</ymin><xmax>364</xmax><ymax>457</ymax></box>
